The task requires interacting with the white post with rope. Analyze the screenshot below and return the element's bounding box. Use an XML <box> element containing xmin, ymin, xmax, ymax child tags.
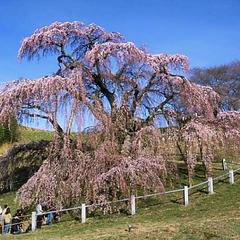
<box><xmin>229</xmin><ymin>170</ymin><xmax>234</xmax><ymax>184</ymax></box>
<box><xmin>131</xmin><ymin>195</ymin><xmax>136</xmax><ymax>215</ymax></box>
<box><xmin>222</xmin><ymin>158</ymin><xmax>228</xmax><ymax>170</ymax></box>
<box><xmin>184</xmin><ymin>186</ymin><xmax>189</xmax><ymax>206</ymax></box>
<box><xmin>31</xmin><ymin>211</ymin><xmax>37</xmax><ymax>232</ymax></box>
<box><xmin>81</xmin><ymin>204</ymin><xmax>86</xmax><ymax>223</ymax></box>
<box><xmin>208</xmin><ymin>177</ymin><xmax>214</xmax><ymax>194</ymax></box>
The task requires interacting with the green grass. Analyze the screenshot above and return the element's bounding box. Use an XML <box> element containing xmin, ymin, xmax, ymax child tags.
<box><xmin>0</xmin><ymin>127</ymin><xmax>240</xmax><ymax>239</ymax></box>
<box><xmin>1</xmin><ymin>175</ymin><xmax>240</xmax><ymax>239</ymax></box>
<box><xmin>0</xmin><ymin>142</ymin><xmax>14</xmax><ymax>155</ymax></box>
<box><xmin>18</xmin><ymin>126</ymin><xmax>54</xmax><ymax>143</ymax></box>
<box><xmin>0</xmin><ymin>126</ymin><xmax>54</xmax><ymax>156</ymax></box>
<box><xmin>0</xmin><ymin>191</ymin><xmax>18</xmax><ymax>213</ymax></box>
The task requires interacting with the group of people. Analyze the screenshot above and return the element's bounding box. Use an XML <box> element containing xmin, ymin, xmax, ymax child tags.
<box><xmin>0</xmin><ymin>202</ymin><xmax>61</xmax><ymax>235</ymax></box>
<box><xmin>0</xmin><ymin>205</ymin><xmax>24</xmax><ymax>234</ymax></box>
<box><xmin>36</xmin><ymin>202</ymin><xmax>61</xmax><ymax>229</ymax></box>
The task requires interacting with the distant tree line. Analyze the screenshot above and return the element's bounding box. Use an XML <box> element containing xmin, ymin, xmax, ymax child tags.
<box><xmin>190</xmin><ymin>61</ymin><xmax>240</xmax><ymax>111</ymax></box>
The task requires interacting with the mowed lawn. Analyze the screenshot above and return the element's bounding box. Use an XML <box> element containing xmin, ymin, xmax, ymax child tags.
<box><xmin>1</xmin><ymin>176</ymin><xmax>240</xmax><ymax>239</ymax></box>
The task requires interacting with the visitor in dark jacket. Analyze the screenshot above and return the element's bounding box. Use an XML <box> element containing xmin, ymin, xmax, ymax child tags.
<box><xmin>11</xmin><ymin>215</ymin><xmax>22</xmax><ymax>234</ymax></box>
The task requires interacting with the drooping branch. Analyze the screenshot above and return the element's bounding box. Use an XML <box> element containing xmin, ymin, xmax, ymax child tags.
<box><xmin>66</xmin><ymin>100</ymin><xmax>77</xmax><ymax>137</ymax></box>
<box><xmin>5</xmin><ymin>20</ymin><xmax>238</xmax><ymax>213</ymax></box>
<box><xmin>16</xmin><ymin>21</ymin><xmax>220</xmax><ymax>132</ymax></box>
<box><xmin>21</xmin><ymin>111</ymin><xmax>64</xmax><ymax>135</ymax></box>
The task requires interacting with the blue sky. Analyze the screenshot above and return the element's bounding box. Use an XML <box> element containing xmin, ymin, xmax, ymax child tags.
<box><xmin>0</xmin><ymin>0</ymin><xmax>240</xmax><ymax>83</ymax></box>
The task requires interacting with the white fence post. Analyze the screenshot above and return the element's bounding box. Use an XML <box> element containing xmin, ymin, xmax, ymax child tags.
<box><xmin>229</xmin><ymin>170</ymin><xmax>234</xmax><ymax>184</ymax></box>
<box><xmin>31</xmin><ymin>211</ymin><xmax>37</xmax><ymax>232</ymax></box>
<box><xmin>183</xmin><ymin>186</ymin><xmax>189</xmax><ymax>206</ymax></box>
<box><xmin>130</xmin><ymin>195</ymin><xmax>136</xmax><ymax>215</ymax></box>
<box><xmin>81</xmin><ymin>203</ymin><xmax>86</xmax><ymax>223</ymax></box>
<box><xmin>222</xmin><ymin>158</ymin><xmax>228</xmax><ymax>170</ymax></box>
<box><xmin>208</xmin><ymin>177</ymin><xmax>214</xmax><ymax>194</ymax></box>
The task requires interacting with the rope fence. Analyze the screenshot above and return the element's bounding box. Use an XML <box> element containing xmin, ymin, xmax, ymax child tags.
<box><xmin>29</xmin><ymin>165</ymin><xmax>240</xmax><ymax>232</ymax></box>
<box><xmin>188</xmin><ymin>180</ymin><xmax>208</xmax><ymax>190</ymax></box>
<box><xmin>0</xmin><ymin>213</ymin><xmax>32</xmax><ymax>234</ymax></box>
<box><xmin>0</xmin><ymin>159</ymin><xmax>235</xmax><ymax>233</ymax></box>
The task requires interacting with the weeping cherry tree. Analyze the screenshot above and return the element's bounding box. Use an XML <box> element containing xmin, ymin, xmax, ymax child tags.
<box><xmin>0</xmin><ymin>21</ymin><xmax>233</xmax><ymax>210</ymax></box>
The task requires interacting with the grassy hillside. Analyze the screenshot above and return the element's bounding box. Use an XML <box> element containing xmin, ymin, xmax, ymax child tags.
<box><xmin>1</xmin><ymin>176</ymin><xmax>240</xmax><ymax>239</ymax></box>
<box><xmin>0</xmin><ymin>126</ymin><xmax>54</xmax><ymax>156</ymax></box>
<box><xmin>0</xmin><ymin>126</ymin><xmax>240</xmax><ymax>239</ymax></box>
<box><xmin>18</xmin><ymin>126</ymin><xmax>54</xmax><ymax>143</ymax></box>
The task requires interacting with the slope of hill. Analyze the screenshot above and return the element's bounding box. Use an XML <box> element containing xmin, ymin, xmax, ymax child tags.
<box><xmin>0</xmin><ymin>126</ymin><xmax>239</xmax><ymax>239</ymax></box>
<box><xmin>0</xmin><ymin>126</ymin><xmax>54</xmax><ymax>156</ymax></box>
<box><xmin>0</xmin><ymin>126</ymin><xmax>53</xmax><ymax>191</ymax></box>
<box><xmin>1</xmin><ymin>178</ymin><xmax>240</xmax><ymax>239</ymax></box>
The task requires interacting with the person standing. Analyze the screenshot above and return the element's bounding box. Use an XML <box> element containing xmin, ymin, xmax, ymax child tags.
<box><xmin>46</xmin><ymin>201</ymin><xmax>54</xmax><ymax>225</ymax></box>
<box><xmin>11</xmin><ymin>215</ymin><xmax>22</xmax><ymax>234</ymax></box>
<box><xmin>36</xmin><ymin>202</ymin><xmax>43</xmax><ymax>229</ymax></box>
<box><xmin>0</xmin><ymin>206</ymin><xmax>2</xmax><ymax>234</ymax></box>
<box><xmin>3</xmin><ymin>207</ymin><xmax>12</xmax><ymax>234</ymax></box>
<box><xmin>2</xmin><ymin>203</ymin><xmax>8</xmax><ymax>232</ymax></box>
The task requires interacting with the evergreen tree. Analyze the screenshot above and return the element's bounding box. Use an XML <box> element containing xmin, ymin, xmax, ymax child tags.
<box><xmin>0</xmin><ymin>116</ymin><xmax>19</xmax><ymax>144</ymax></box>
